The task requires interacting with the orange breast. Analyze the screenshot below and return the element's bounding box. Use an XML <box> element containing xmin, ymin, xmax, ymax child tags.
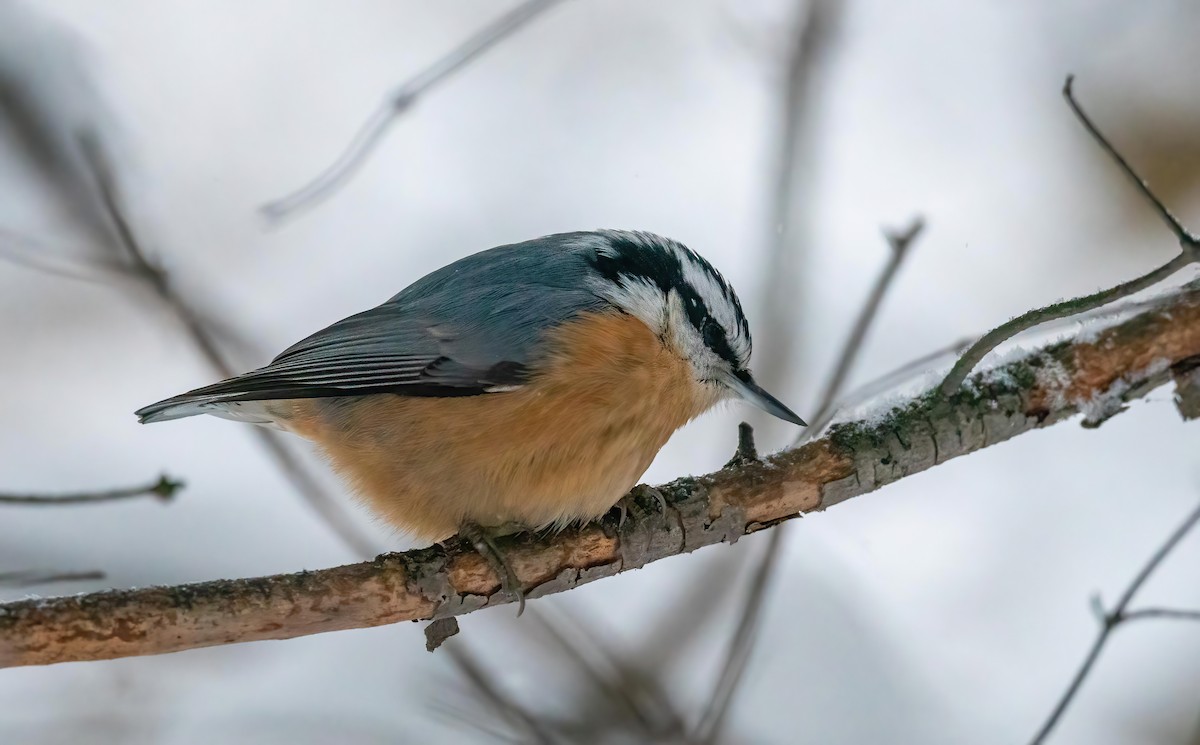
<box><xmin>280</xmin><ymin>311</ymin><xmax>722</xmax><ymax>541</ymax></box>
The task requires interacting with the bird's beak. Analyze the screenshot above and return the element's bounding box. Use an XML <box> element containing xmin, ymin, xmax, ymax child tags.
<box><xmin>726</xmin><ymin>370</ymin><xmax>807</xmax><ymax>426</ymax></box>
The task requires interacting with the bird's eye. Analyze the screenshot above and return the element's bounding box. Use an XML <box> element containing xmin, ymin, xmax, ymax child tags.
<box><xmin>701</xmin><ymin>319</ymin><xmax>723</xmax><ymax>350</ymax></box>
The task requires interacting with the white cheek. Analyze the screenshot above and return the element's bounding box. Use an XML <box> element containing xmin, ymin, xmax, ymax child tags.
<box><xmin>587</xmin><ymin>274</ymin><xmax>666</xmax><ymax>334</ymax></box>
<box><xmin>663</xmin><ymin>291</ymin><xmax>726</xmax><ymax>383</ymax></box>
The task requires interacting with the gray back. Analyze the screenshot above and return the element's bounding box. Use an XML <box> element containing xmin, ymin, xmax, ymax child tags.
<box><xmin>147</xmin><ymin>232</ymin><xmax>612</xmax><ymax>407</ymax></box>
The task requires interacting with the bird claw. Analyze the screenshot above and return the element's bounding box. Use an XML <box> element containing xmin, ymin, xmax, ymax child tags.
<box><xmin>459</xmin><ymin>522</ymin><xmax>526</xmax><ymax>616</ymax></box>
<box><xmin>612</xmin><ymin>485</ymin><xmax>668</xmax><ymax>528</ymax></box>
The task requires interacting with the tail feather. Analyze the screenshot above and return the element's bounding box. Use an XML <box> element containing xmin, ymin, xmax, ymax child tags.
<box><xmin>136</xmin><ymin>393</ymin><xmax>281</xmax><ymax>427</ymax></box>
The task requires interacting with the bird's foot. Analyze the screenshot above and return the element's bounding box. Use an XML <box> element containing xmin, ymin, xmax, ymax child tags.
<box><xmin>612</xmin><ymin>484</ymin><xmax>669</xmax><ymax>528</ymax></box>
<box><xmin>459</xmin><ymin>521</ymin><xmax>526</xmax><ymax>616</ymax></box>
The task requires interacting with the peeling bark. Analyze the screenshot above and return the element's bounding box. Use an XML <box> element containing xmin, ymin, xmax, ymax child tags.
<box><xmin>4</xmin><ymin>281</ymin><xmax>1200</xmax><ymax>668</ymax></box>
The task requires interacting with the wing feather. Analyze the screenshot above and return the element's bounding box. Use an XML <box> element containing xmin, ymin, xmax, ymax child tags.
<box><xmin>136</xmin><ymin>233</ymin><xmax>610</xmax><ymax>423</ymax></box>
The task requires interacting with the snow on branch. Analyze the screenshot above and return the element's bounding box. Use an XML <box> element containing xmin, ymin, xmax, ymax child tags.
<box><xmin>3</xmin><ymin>278</ymin><xmax>1200</xmax><ymax>668</ymax></box>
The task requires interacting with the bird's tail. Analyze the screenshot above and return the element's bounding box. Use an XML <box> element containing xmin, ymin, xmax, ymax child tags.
<box><xmin>136</xmin><ymin>389</ymin><xmax>280</xmax><ymax>426</ymax></box>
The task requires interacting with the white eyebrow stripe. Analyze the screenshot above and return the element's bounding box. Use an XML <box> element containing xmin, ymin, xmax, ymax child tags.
<box><xmin>585</xmin><ymin>229</ymin><xmax>752</xmax><ymax>367</ymax></box>
<box><xmin>677</xmin><ymin>250</ymin><xmax>750</xmax><ymax>366</ymax></box>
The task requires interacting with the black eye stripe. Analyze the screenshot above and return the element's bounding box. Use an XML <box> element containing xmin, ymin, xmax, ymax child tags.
<box><xmin>588</xmin><ymin>231</ymin><xmax>750</xmax><ymax>366</ymax></box>
<box><xmin>680</xmin><ymin>286</ymin><xmax>738</xmax><ymax>365</ymax></box>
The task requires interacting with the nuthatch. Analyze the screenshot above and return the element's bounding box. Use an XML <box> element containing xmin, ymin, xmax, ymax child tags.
<box><xmin>137</xmin><ymin>230</ymin><xmax>804</xmax><ymax>584</ymax></box>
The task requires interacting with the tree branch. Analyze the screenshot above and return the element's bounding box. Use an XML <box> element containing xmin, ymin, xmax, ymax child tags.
<box><xmin>3</xmin><ymin>278</ymin><xmax>1200</xmax><ymax>668</ymax></box>
<box><xmin>74</xmin><ymin>134</ymin><xmax>379</xmax><ymax>559</ymax></box>
<box><xmin>259</xmin><ymin>0</ymin><xmax>570</xmax><ymax>222</ymax></box>
<box><xmin>796</xmin><ymin>215</ymin><xmax>925</xmax><ymax>445</ymax></box>
<box><xmin>1028</xmin><ymin>501</ymin><xmax>1200</xmax><ymax>745</ymax></box>
<box><xmin>697</xmin><ymin>215</ymin><xmax>924</xmax><ymax>742</ymax></box>
<box><xmin>0</xmin><ymin>474</ymin><xmax>181</xmax><ymax>505</ymax></box>
<box><xmin>940</xmin><ymin>76</ymin><xmax>1200</xmax><ymax>396</ymax></box>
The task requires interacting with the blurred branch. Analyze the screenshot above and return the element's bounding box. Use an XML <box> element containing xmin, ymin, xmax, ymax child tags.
<box><xmin>697</xmin><ymin>215</ymin><xmax>921</xmax><ymax>742</ymax></box>
<box><xmin>810</xmin><ymin>217</ymin><xmax>924</xmax><ymax>420</ymax></box>
<box><xmin>1121</xmin><ymin>607</ymin><xmax>1200</xmax><ymax>622</ymax></box>
<box><xmin>0</xmin><ymin>474</ymin><xmax>181</xmax><ymax>505</ymax></box>
<box><xmin>694</xmin><ymin>5</ymin><xmax>844</xmax><ymax>731</ymax></box>
<box><xmin>75</xmin><ymin>135</ymin><xmax>379</xmax><ymax>559</ymax></box>
<box><xmin>0</xmin><ymin>570</ymin><xmax>105</xmax><ymax>588</ymax></box>
<box><xmin>796</xmin><ymin>216</ymin><xmax>925</xmax><ymax>443</ymax></box>
<box><xmin>0</xmin><ymin>10</ymin><xmax>378</xmax><ymax>559</ymax></box>
<box><xmin>0</xmin><ymin>228</ymin><xmax>131</xmax><ymax>285</ymax></box>
<box><xmin>1028</xmin><ymin>501</ymin><xmax>1200</xmax><ymax>745</ymax></box>
<box><xmin>694</xmin><ymin>524</ymin><xmax>785</xmax><ymax>743</ymax></box>
<box><xmin>753</xmin><ymin>0</ymin><xmax>841</xmax><ymax>407</ymax></box>
<box><xmin>4</xmin><ymin>278</ymin><xmax>1200</xmax><ymax>667</ymax></box>
<box><xmin>940</xmin><ymin>75</ymin><xmax>1200</xmax><ymax>396</ymax></box>
<box><xmin>260</xmin><ymin>0</ymin><xmax>570</xmax><ymax>222</ymax></box>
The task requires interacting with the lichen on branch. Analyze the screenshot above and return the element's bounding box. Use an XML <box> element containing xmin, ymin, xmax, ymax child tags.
<box><xmin>2</xmin><ymin>280</ymin><xmax>1200</xmax><ymax>669</ymax></box>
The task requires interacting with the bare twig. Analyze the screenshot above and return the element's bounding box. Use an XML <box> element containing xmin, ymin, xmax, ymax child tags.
<box><xmin>940</xmin><ymin>76</ymin><xmax>1200</xmax><ymax>396</ymax></box>
<box><xmin>753</xmin><ymin>0</ymin><xmax>840</xmax><ymax>409</ymax></box>
<box><xmin>691</xmin><ymin>6</ymin><xmax>842</xmax><ymax>733</ymax></box>
<box><xmin>797</xmin><ymin>336</ymin><xmax>973</xmax><ymax>445</ymax></box>
<box><xmin>695</xmin><ymin>215</ymin><xmax>922</xmax><ymax>741</ymax></box>
<box><xmin>4</xmin><ymin>279</ymin><xmax>1193</xmax><ymax>666</ymax></box>
<box><xmin>1061</xmin><ymin>78</ymin><xmax>1197</xmax><ymax>249</ymax></box>
<box><xmin>0</xmin><ymin>228</ymin><xmax>132</xmax><ymax>285</ymax></box>
<box><xmin>1028</xmin><ymin>501</ymin><xmax>1200</xmax><ymax>745</ymax></box>
<box><xmin>811</xmin><ymin>217</ymin><xmax>924</xmax><ymax>418</ymax></box>
<box><xmin>725</xmin><ymin>421</ymin><xmax>759</xmax><ymax>468</ymax></box>
<box><xmin>694</xmin><ymin>526</ymin><xmax>787</xmax><ymax>743</ymax></box>
<box><xmin>0</xmin><ymin>474</ymin><xmax>181</xmax><ymax>505</ymax></box>
<box><xmin>74</xmin><ymin>135</ymin><xmax>378</xmax><ymax>558</ymax></box>
<box><xmin>1121</xmin><ymin>607</ymin><xmax>1200</xmax><ymax>623</ymax></box>
<box><xmin>795</xmin><ymin>216</ymin><xmax>925</xmax><ymax>444</ymax></box>
<box><xmin>795</xmin><ymin>337</ymin><xmax>973</xmax><ymax>445</ymax></box>
<box><xmin>260</xmin><ymin>0</ymin><xmax>570</xmax><ymax>222</ymax></box>
<box><xmin>0</xmin><ymin>570</ymin><xmax>105</xmax><ymax>588</ymax></box>
<box><xmin>0</xmin><ymin>7</ymin><xmax>374</xmax><ymax>556</ymax></box>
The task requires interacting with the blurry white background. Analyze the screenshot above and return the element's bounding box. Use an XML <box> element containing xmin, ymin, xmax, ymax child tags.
<box><xmin>1</xmin><ymin>1</ymin><xmax>1199</xmax><ymax>743</ymax></box>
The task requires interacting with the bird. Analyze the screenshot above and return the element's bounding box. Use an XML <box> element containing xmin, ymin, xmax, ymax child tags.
<box><xmin>136</xmin><ymin>230</ymin><xmax>804</xmax><ymax>605</ymax></box>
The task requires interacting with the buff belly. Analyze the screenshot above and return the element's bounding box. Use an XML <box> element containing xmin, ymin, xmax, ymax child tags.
<box><xmin>273</xmin><ymin>311</ymin><xmax>723</xmax><ymax>541</ymax></box>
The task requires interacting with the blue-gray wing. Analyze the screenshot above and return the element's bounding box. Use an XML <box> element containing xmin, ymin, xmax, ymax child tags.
<box><xmin>135</xmin><ymin>233</ymin><xmax>610</xmax><ymax>422</ymax></box>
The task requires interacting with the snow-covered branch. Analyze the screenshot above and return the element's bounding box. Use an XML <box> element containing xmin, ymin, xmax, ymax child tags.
<box><xmin>3</xmin><ymin>278</ymin><xmax>1200</xmax><ymax>668</ymax></box>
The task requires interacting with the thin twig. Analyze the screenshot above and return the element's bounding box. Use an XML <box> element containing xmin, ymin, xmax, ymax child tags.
<box><xmin>940</xmin><ymin>76</ymin><xmax>1200</xmax><ymax>396</ymax></box>
<box><xmin>1061</xmin><ymin>76</ymin><xmax>1198</xmax><ymax>250</ymax></box>
<box><xmin>694</xmin><ymin>526</ymin><xmax>787</xmax><ymax>743</ymax></box>
<box><xmin>76</xmin><ymin>134</ymin><xmax>379</xmax><ymax>558</ymax></box>
<box><xmin>1028</xmin><ymin>501</ymin><xmax>1200</xmax><ymax>745</ymax></box>
<box><xmin>2</xmin><ymin>280</ymin><xmax>1200</xmax><ymax>667</ymax></box>
<box><xmin>753</xmin><ymin>0</ymin><xmax>840</xmax><ymax>408</ymax></box>
<box><xmin>0</xmin><ymin>570</ymin><xmax>105</xmax><ymax>588</ymax></box>
<box><xmin>940</xmin><ymin>253</ymin><xmax>1193</xmax><ymax>397</ymax></box>
<box><xmin>796</xmin><ymin>336</ymin><xmax>973</xmax><ymax>445</ymax></box>
<box><xmin>0</xmin><ymin>228</ymin><xmax>133</xmax><ymax>285</ymax></box>
<box><xmin>1121</xmin><ymin>607</ymin><xmax>1200</xmax><ymax>623</ymax></box>
<box><xmin>260</xmin><ymin>0</ymin><xmax>570</xmax><ymax>222</ymax></box>
<box><xmin>795</xmin><ymin>215</ymin><xmax>925</xmax><ymax>445</ymax></box>
<box><xmin>724</xmin><ymin>421</ymin><xmax>759</xmax><ymax>468</ymax></box>
<box><xmin>697</xmin><ymin>216</ymin><xmax>922</xmax><ymax>740</ymax></box>
<box><xmin>0</xmin><ymin>474</ymin><xmax>181</xmax><ymax>505</ymax></box>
